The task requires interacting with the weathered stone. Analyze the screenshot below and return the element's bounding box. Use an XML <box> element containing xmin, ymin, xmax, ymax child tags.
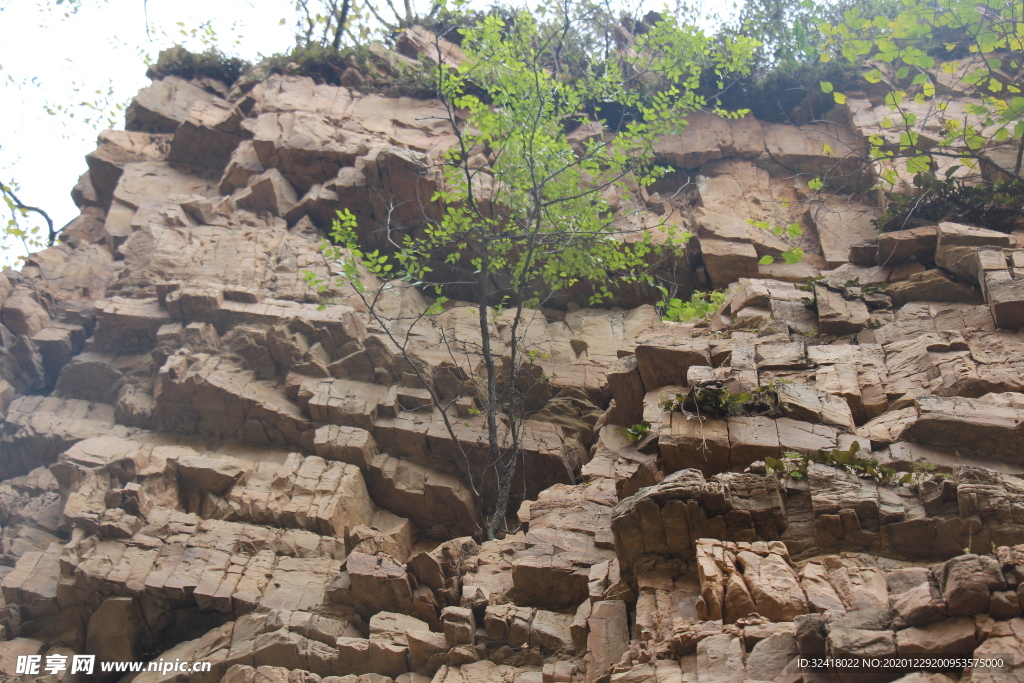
<box><xmin>86</xmin><ymin>597</ymin><xmax>143</xmax><ymax>664</ymax></box>
<box><xmin>895</xmin><ymin>617</ymin><xmax>976</xmax><ymax>656</ymax></box>
<box><xmin>660</xmin><ymin>413</ymin><xmax>729</xmax><ymax>476</ymax></box>
<box><xmin>635</xmin><ymin>338</ymin><xmax>712</xmax><ymax>392</ymax></box>
<box><xmin>891</xmin><ymin>581</ymin><xmax>947</xmax><ymax>628</ymax></box>
<box><xmin>888</xmin><ymin>269</ymin><xmax>983</xmax><ymax>309</ymax></box>
<box><xmin>736</xmin><ymin>550</ymin><xmax>809</xmax><ymax>621</ymax></box>
<box><xmin>815</xmin><ymin>284</ymin><xmax>870</xmax><ymax>336</ymax></box>
<box><xmin>126</xmin><ymin>76</ymin><xmax>225</xmax><ymax>133</ymax></box>
<box><xmin>933</xmin><ymin>554</ymin><xmax>1005</xmax><ymax>617</ymax></box>
<box><xmin>235</xmin><ymin>168</ymin><xmax>299</xmax><ymax>217</ymax></box>
<box><xmin>8</xmin><ymin>47</ymin><xmax>1024</xmax><ymax>683</ymax></box>
<box><xmin>584</xmin><ymin>601</ymin><xmax>629</xmax><ymax>683</ymax></box>
<box><xmin>2</xmin><ymin>288</ymin><xmax>50</xmax><ymax>337</ymax></box>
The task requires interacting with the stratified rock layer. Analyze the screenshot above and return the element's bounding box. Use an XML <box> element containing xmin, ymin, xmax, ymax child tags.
<box><xmin>2</xmin><ymin>29</ymin><xmax>1024</xmax><ymax>683</ymax></box>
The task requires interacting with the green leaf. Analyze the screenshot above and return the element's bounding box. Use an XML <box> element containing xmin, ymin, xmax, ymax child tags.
<box><xmin>782</xmin><ymin>248</ymin><xmax>805</xmax><ymax>265</ymax></box>
<box><xmin>833</xmin><ymin>92</ymin><xmax>847</xmax><ymax>104</ymax></box>
<box><xmin>758</xmin><ymin>255</ymin><xmax>775</xmax><ymax>265</ymax></box>
<box><xmin>820</xmin><ymin>81</ymin><xmax>834</xmax><ymax>93</ymax></box>
<box><xmin>906</xmin><ymin>155</ymin><xmax>931</xmax><ymax>174</ymax></box>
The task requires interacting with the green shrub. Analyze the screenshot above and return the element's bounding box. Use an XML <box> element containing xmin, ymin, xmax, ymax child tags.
<box><xmin>713</xmin><ymin>60</ymin><xmax>861</xmax><ymax>124</ymax></box>
<box><xmin>249</xmin><ymin>43</ymin><xmax>438</xmax><ymax>98</ymax></box>
<box><xmin>876</xmin><ymin>174</ymin><xmax>1024</xmax><ymax>234</ymax></box>
<box><xmin>147</xmin><ymin>45</ymin><xmax>250</xmax><ymax>86</ymax></box>
<box><xmin>659</xmin><ymin>290</ymin><xmax>725</xmax><ymax>322</ymax></box>
<box><xmin>766</xmin><ymin>441</ymin><xmax>913</xmax><ymax>486</ymax></box>
<box><xmin>658</xmin><ymin>381</ymin><xmax>784</xmax><ymax>420</ymax></box>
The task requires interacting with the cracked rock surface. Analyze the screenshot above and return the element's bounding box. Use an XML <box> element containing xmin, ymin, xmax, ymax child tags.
<box><xmin>2</xmin><ymin>30</ymin><xmax>1024</xmax><ymax>683</ymax></box>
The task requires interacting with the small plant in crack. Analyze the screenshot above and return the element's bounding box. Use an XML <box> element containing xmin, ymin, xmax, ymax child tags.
<box><xmin>659</xmin><ymin>380</ymin><xmax>785</xmax><ymax>420</ymax></box>
<box><xmin>765</xmin><ymin>441</ymin><xmax>926</xmax><ymax>486</ymax></box>
<box><xmin>616</xmin><ymin>421</ymin><xmax>652</xmax><ymax>443</ymax></box>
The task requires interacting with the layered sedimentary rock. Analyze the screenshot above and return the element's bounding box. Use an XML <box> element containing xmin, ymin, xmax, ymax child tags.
<box><xmin>2</xmin><ymin>28</ymin><xmax>1024</xmax><ymax>683</ymax></box>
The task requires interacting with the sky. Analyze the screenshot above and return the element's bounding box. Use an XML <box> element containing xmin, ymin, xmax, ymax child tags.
<box><xmin>0</xmin><ymin>0</ymin><xmax>726</xmax><ymax>265</ymax></box>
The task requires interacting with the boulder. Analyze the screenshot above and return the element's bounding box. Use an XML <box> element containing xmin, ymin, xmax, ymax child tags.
<box><xmin>891</xmin><ymin>582</ymin><xmax>947</xmax><ymax>628</ymax></box>
<box><xmin>887</xmin><ymin>270</ymin><xmax>983</xmax><ymax>308</ymax></box>
<box><xmin>932</xmin><ymin>554</ymin><xmax>1005</xmax><ymax>617</ymax></box>
<box><xmin>234</xmin><ymin>168</ymin><xmax>299</xmax><ymax>217</ymax></box>
<box><xmin>441</xmin><ymin>607</ymin><xmax>474</xmax><ymax>647</ymax></box>
<box><xmin>634</xmin><ymin>338</ymin><xmax>712</xmax><ymax>392</ymax></box>
<box><xmin>126</xmin><ymin>75</ymin><xmax>225</xmax><ymax>133</ymax></box>
<box><xmin>895</xmin><ymin>617</ymin><xmax>976</xmax><ymax>656</ymax></box>
<box><xmin>1</xmin><ymin>288</ymin><xmax>50</xmax><ymax>337</ymax></box>
<box><xmin>815</xmin><ymin>284</ymin><xmax>870</xmax><ymax>336</ymax></box>
<box><xmin>85</xmin><ymin>597</ymin><xmax>143</xmax><ymax>668</ymax></box>
<box><xmin>735</xmin><ymin>550</ymin><xmax>809</xmax><ymax>621</ymax></box>
<box><xmin>584</xmin><ymin>601</ymin><xmax>629</xmax><ymax>683</ymax></box>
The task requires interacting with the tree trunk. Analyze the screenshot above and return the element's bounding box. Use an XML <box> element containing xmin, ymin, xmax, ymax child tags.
<box><xmin>331</xmin><ymin>0</ymin><xmax>351</xmax><ymax>50</ymax></box>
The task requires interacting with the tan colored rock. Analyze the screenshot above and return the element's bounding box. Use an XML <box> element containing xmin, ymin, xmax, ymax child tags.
<box><xmin>903</xmin><ymin>396</ymin><xmax>1021</xmax><ymax>461</ymax></box>
<box><xmin>736</xmin><ymin>550</ymin><xmax>809</xmax><ymax>621</ymax></box>
<box><xmin>654</xmin><ymin>112</ymin><xmax>763</xmax><ymax>169</ymax></box>
<box><xmin>745</xmin><ymin>631</ymin><xmax>799</xmax><ymax>682</ymax></box>
<box><xmin>634</xmin><ymin>337</ymin><xmax>712</xmax><ymax>392</ymax></box>
<box><xmin>0</xmin><ymin>638</ymin><xmax>46</xmax><ymax>676</ymax></box>
<box><xmin>728</xmin><ymin>416</ymin><xmax>780</xmax><ymax>469</ymax></box>
<box><xmin>700</xmin><ymin>238</ymin><xmax>760</xmax><ymax>288</ymax></box>
<box><xmin>891</xmin><ymin>581</ymin><xmax>947</xmax><ymax>628</ymax></box>
<box><xmin>606</xmin><ymin>355</ymin><xmax>645</xmax><ymax>427</ymax></box>
<box><xmin>696</xmin><ymin>632</ymin><xmax>745</xmax><ymax>683</ymax></box>
<box><xmin>1</xmin><ymin>288</ymin><xmax>50</xmax><ymax>337</ymax></box>
<box><xmin>343</xmin><ymin>551</ymin><xmax>417</xmax><ymax>618</ymax></box>
<box><xmin>985</xmin><ymin>275</ymin><xmax>1024</xmax><ymax>330</ymax></box>
<box><xmin>169</xmin><ymin>98</ymin><xmax>246</xmax><ymax>169</ymax></box>
<box><xmin>220</xmin><ymin>140</ymin><xmax>266</xmax><ymax>194</ymax></box>
<box><xmin>933</xmin><ymin>554</ymin><xmax>1005</xmax><ymax>617</ymax></box>
<box><xmin>584</xmin><ymin>601</ymin><xmax>629</xmax><ymax>683</ymax></box>
<box><xmin>895</xmin><ymin>617</ymin><xmax>976</xmax><ymax>655</ymax></box>
<box><xmin>936</xmin><ymin>221</ymin><xmax>1013</xmax><ymax>249</ymax></box>
<box><xmin>799</xmin><ymin>562</ymin><xmax>845</xmax><ymax>614</ymax></box>
<box><xmin>235</xmin><ymin>168</ymin><xmax>299</xmax><ymax>217</ymax></box>
<box><xmin>86</xmin><ymin>596</ymin><xmax>143</xmax><ymax>664</ymax></box>
<box><xmin>814</xmin><ymin>283</ymin><xmax>870</xmax><ymax>336</ymax></box>
<box><xmin>888</xmin><ymin>269</ymin><xmax>983</xmax><ymax>308</ymax></box>
<box><xmin>127</xmin><ymin>75</ymin><xmax>225</xmax><ymax>133</ymax></box>
<box><xmin>85</xmin><ymin>129</ymin><xmax>170</xmax><ymax>207</ymax></box>
<box><xmin>660</xmin><ymin>412</ymin><xmax>729</xmax><ymax>476</ymax></box>
<box><xmin>877</xmin><ymin>226</ymin><xmax>938</xmax><ymax>265</ymax></box>
<box><xmin>440</xmin><ymin>607</ymin><xmax>474</xmax><ymax>647</ymax></box>
<box><xmin>811</xmin><ymin>197</ymin><xmax>881</xmax><ymax>268</ymax></box>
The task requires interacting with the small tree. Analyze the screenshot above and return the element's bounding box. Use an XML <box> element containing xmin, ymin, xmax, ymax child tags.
<box><xmin>306</xmin><ymin>4</ymin><xmax>759</xmax><ymax>539</ymax></box>
<box><xmin>293</xmin><ymin>0</ymin><xmax>446</xmax><ymax>49</ymax></box>
<box><xmin>813</xmin><ymin>0</ymin><xmax>1024</xmax><ymax>223</ymax></box>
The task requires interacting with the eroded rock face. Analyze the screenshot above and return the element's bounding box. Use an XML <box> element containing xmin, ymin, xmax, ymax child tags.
<box><xmin>4</xmin><ymin>33</ymin><xmax>1024</xmax><ymax>683</ymax></box>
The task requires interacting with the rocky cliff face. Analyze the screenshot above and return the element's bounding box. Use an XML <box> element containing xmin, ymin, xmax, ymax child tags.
<box><xmin>1</xmin><ymin>34</ymin><xmax>1024</xmax><ymax>683</ymax></box>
